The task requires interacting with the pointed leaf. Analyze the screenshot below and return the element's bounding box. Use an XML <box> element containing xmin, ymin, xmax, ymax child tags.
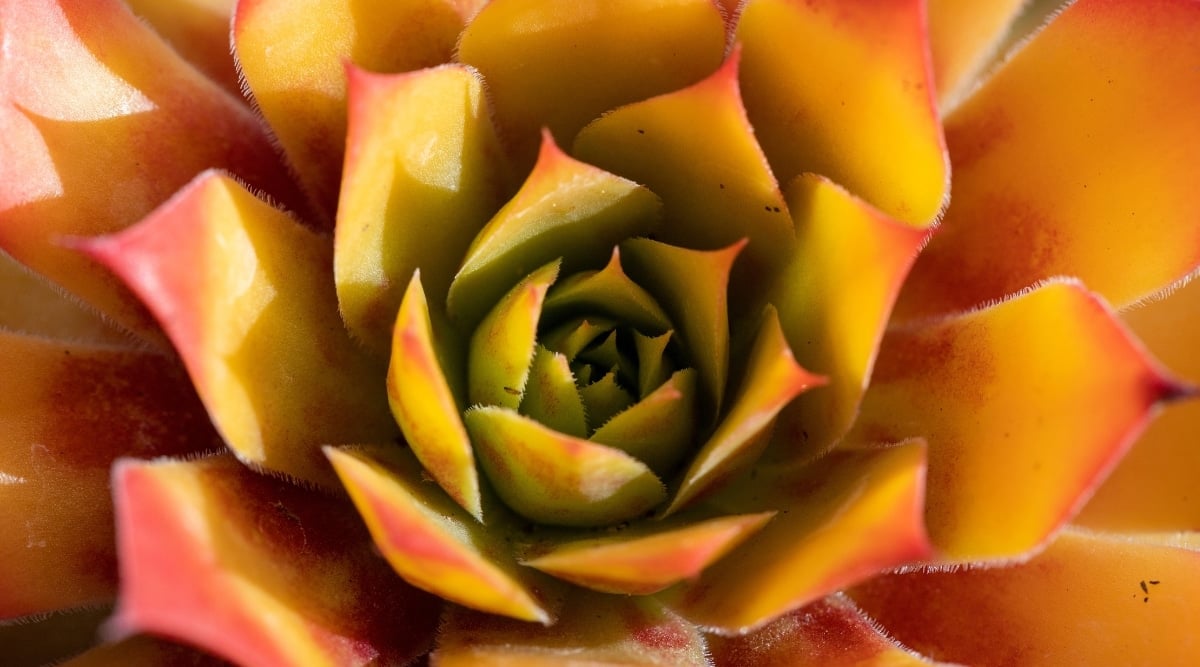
<box><xmin>634</xmin><ymin>330</ymin><xmax>675</xmax><ymax>397</ymax></box>
<box><xmin>848</xmin><ymin>280</ymin><xmax>1186</xmax><ymax>560</ymax></box>
<box><xmin>769</xmin><ymin>174</ymin><xmax>927</xmax><ymax>459</ymax></box>
<box><xmin>541</xmin><ymin>317</ymin><xmax>615</xmax><ymax>362</ymax></box>
<box><xmin>62</xmin><ymin>636</ymin><xmax>229</xmax><ymax>667</ymax></box>
<box><xmin>111</xmin><ymin>454</ymin><xmax>440</xmax><ymax>666</ymax></box>
<box><xmin>326</xmin><ymin>446</ymin><xmax>556</xmax><ymax>624</ymax></box>
<box><xmin>667</xmin><ymin>306</ymin><xmax>825</xmax><ymax>515</ymax></box>
<box><xmin>469</xmin><ymin>261</ymin><xmax>560</xmax><ymax>409</ymax></box>
<box><xmin>233</xmin><ymin>0</ymin><xmax>467</xmax><ymax>221</ymax></box>
<box><xmin>458</xmin><ymin>0</ymin><xmax>726</xmax><ymax>166</ymax></box>
<box><xmin>1078</xmin><ymin>276</ymin><xmax>1200</xmax><ymax>531</ymax></box>
<box><xmin>464</xmin><ymin>407</ymin><xmax>666</xmax><ymax>527</ymax></box>
<box><xmin>0</xmin><ymin>332</ymin><xmax>220</xmax><ymax>618</ymax></box>
<box><xmin>574</xmin><ymin>47</ymin><xmax>794</xmax><ymax>301</ymax></box>
<box><xmin>665</xmin><ymin>441</ymin><xmax>933</xmax><ymax>634</ymax></box>
<box><xmin>434</xmin><ymin>590</ymin><xmax>708</xmax><ymax>667</ymax></box>
<box><xmin>707</xmin><ymin>594</ymin><xmax>948</xmax><ymax>667</ymax></box>
<box><xmin>388</xmin><ymin>272</ymin><xmax>481</xmax><ymax>519</ymax></box>
<box><xmin>736</xmin><ymin>0</ymin><xmax>947</xmax><ymax>225</ymax></box>
<box><xmin>524</xmin><ymin>512</ymin><xmax>773</xmax><ymax>595</ymax></box>
<box><xmin>897</xmin><ymin>0</ymin><xmax>1200</xmax><ymax>319</ymax></box>
<box><xmin>544</xmin><ymin>247</ymin><xmax>672</xmax><ymax>335</ymax></box>
<box><xmin>0</xmin><ymin>0</ymin><xmax>302</xmax><ymax>342</ymax></box>
<box><xmin>1</xmin><ymin>607</ymin><xmax>112</xmax><ymax>666</ymax></box>
<box><xmin>852</xmin><ymin>529</ymin><xmax>1200</xmax><ymax>666</ymax></box>
<box><xmin>621</xmin><ymin>238</ymin><xmax>742</xmax><ymax>412</ymax></box>
<box><xmin>521</xmin><ymin>347</ymin><xmax>589</xmax><ymax>439</ymax></box>
<box><xmin>592</xmin><ymin>369</ymin><xmax>698</xmax><ymax>476</ymax></box>
<box><xmin>448</xmin><ymin>132</ymin><xmax>661</xmax><ymax>326</ymax></box>
<box><xmin>0</xmin><ymin>250</ymin><xmax>126</xmax><ymax>345</ymax></box>
<box><xmin>335</xmin><ymin>64</ymin><xmax>509</xmax><ymax>356</ymax></box>
<box><xmin>578</xmin><ymin>369</ymin><xmax>636</xmax><ymax>433</ymax></box>
<box><xmin>85</xmin><ymin>172</ymin><xmax>397</xmax><ymax>489</ymax></box>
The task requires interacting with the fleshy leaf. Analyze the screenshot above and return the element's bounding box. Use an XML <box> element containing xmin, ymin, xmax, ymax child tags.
<box><xmin>847</xmin><ymin>280</ymin><xmax>1185</xmax><ymax>560</ymax></box>
<box><xmin>325</xmin><ymin>446</ymin><xmax>556</xmax><ymax>624</ymax></box>
<box><xmin>448</xmin><ymin>131</ymin><xmax>661</xmax><ymax>326</ymax></box>
<box><xmin>335</xmin><ymin>64</ymin><xmax>509</xmax><ymax>356</ymax></box>
<box><xmin>592</xmin><ymin>369</ymin><xmax>698</xmax><ymax>476</ymax></box>
<box><xmin>736</xmin><ymin>0</ymin><xmax>947</xmax><ymax>225</ymax></box>
<box><xmin>0</xmin><ymin>332</ymin><xmax>220</xmax><ymax>619</ymax></box>
<box><xmin>469</xmin><ymin>261</ymin><xmax>560</xmax><ymax>409</ymax></box>
<box><xmin>63</xmin><ymin>636</ymin><xmax>228</xmax><ymax>667</ymax></box>
<box><xmin>1078</xmin><ymin>276</ymin><xmax>1200</xmax><ymax>531</ymax></box>
<box><xmin>85</xmin><ymin>172</ymin><xmax>396</xmax><ymax>488</ymax></box>
<box><xmin>852</xmin><ymin>529</ymin><xmax>1200</xmax><ymax>666</ymax></box>
<box><xmin>664</xmin><ymin>441</ymin><xmax>932</xmax><ymax>634</ymax></box>
<box><xmin>927</xmin><ymin>0</ymin><xmax>1028</xmax><ymax>106</ymax></box>
<box><xmin>0</xmin><ymin>0</ymin><xmax>302</xmax><ymax>342</ymax></box>
<box><xmin>573</xmin><ymin>47</ymin><xmax>794</xmax><ymax>301</ymax></box>
<box><xmin>0</xmin><ymin>250</ymin><xmax>127</xmax><ymax>345</ymax></box>
<box><xmin>233</xmin><ymin>0</ymin><xmax>467</xmax><ymax>221</ymax></box>
<box><xmin>524</xmin><ymin>512</ymin><xmax>773</xmax><ymax>595</ymax></box>
<box><xmin>896</xmin><ymin>0</ymin><xmax>1200</xmax><ymax>320</ymax></box>
<box><xmin>521</xmin><ymin>347</ymin><xmax>589</xmax><ymax>439</ymax></box>
<box><xmin>124</xmin><ymin>0</ymin><xmax>241</xmax><ymax>95</ymax></box>
<box><xmin>111</xmin><ymin>454</ymin><xmax>440</xmax><ymax>666</ymax></box>
<box><xmin>578</xmin><ymin>369</ymin><xmax>636</xmax><ymax>432</ymax></box>
<box><xmin>707</xmin><ymin>594</ymin><xmax>947</xmax><ymax>667</ymax></box>
<box><xmin>634</xmin><ymin>330</ymin><xmax>675</xmax><ymax>397</ymax></box>
<box><xmin>543</xmin><ymin>247</ymin><xmax>672</xmax><ymax>335</ymax></box>
<box><xmin>1</xmin><ymin>607</ymin><xmax>111</xmax><ymax>666</ymax></box>
<box><xmin>433</xmin><ymin>590</ymin><xmax>708</xmax><ymax>667</ymax></box>
<box><xmin>666</xmin><ymin>306</ymin><xmax>825</xmax><ymax>515</ymax></box>
<box><xmin>464</xmin><ymin>407</ymin><xmax>666</xmax><ymax>527</ymax></box>
<box><xmin>457</xmin><ymin>0</ymin><xmax>726</xmax><ymax>166</ymax></box>
<box><xmin>768</xmin><ymin>174</ymin><xmax>927</xmax><ymax>459</ymax></box>
<box><xmin>621</xmin><ymin>238</ymin><xmax>742</xmax><ymax>412</ymax></box>
<box><xmin>387</xmin><ymin>272</ymin><xmax>481</xmax><ymax>519</ymax></box>
<box><xmin>541</xmin><ymin>317</ymin><xmax>615</xmax><ymax>362</ymax></box>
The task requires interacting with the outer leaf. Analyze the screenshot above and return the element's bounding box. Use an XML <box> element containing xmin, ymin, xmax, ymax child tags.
<box><xmin>326</xmin><ymin>446</ymin><xmax>556</xmax><ymax>624</ymax></box>
<box><xmin>464</xmin><ymin>407</ymin><xmax>666</xmax><ymax>527</ymax></box>
<box><xmin>63</xmin><ymin>636</ymin><xmax>228</xmax><ymax>667</ymax></box>
<box><xmin>124</xmin><ymin>0</ymin><xmax>242</xmax><ymax>95</ymax></box>
<box><xmin>388</xmin><ymin>272</ymin><xmax>481</xmax><ymax>519</ymax></box>
<box><xmin>0</xmin><ymin>333</ymin><xmax>220</xmax><ymax>619</ymax></box>
<box><xmin>664</xmin><ymin>441</ymin><xmax>932</xmax><ymax>634</ymax></box>
<box><xmin>736</xmin><ymin>0</ymin><xmax>948</xmax><ymax>225</ymax></box>
<box><xmin>847</xmin><ymin>280</ymin><xmax>1187</xmax><ymax>560</ymax></box>
<box><xmin>707</xmin><ymin>594</ymin><xmax>951</xmax><ymax>667</ymax></box>
<box><xmin>897</xmin><ymin>0</ymin><xmax>1200</xmax><ymax>319</ymax></box>
<box><xmin>110</xmin><ymin>455</ymin><xmax>440</xmax><ymax>667</ymax></box>
<box><xmin>1078</xmin><ymin>276</ymin><xmax>1200</xmax><ymax>531</ymax></box>
<box><xmin>666</xmin><ymin>306</ymin><xmax>824</xmax><ymax>515</ymax></box>
<box><xmin>233</xmin><ymin>0</ymin><xmax>467</xmax><ymax>221</ymax></box>
<box><xmin>0</xmin><ymin>250</ymin><xmax>126</xmax><ymax>345</ymax></box>
<box><xmin>433</xmin><ymin>590</ymin><xmax>709</xmax><ymax>667</ymax></box>
<box><xmin>0</xmin><ymin>0</ymin><xmax>302</xmax><ymax>342</ymax></box>
<box><xmin>447</xmin><ymin>132</ymin><xmax>661</xmax><ymax>327</ymax></box>
<box><xmin>85</xmin><ymin>172</ymin><xmax>397</xmax><ymax>488</ymax></box>
<box><xmin>927</xmin><ymin>0</ymin><xmax>1028</xmax><ymax>106</ymax></box>
<box><xmin>852</xmin><ymin>529</ymin><xmax>1200</xmax><ymax>666</ymax></box>
<box><xmin>335</xmin><ymin>64</ymin><xmax>509</xmax><ymax>356</ymax></box>
<box><xmin>457</xmin><ymin>0</ymin><xmax>726</xmax><ymax>167</ymax></box>
<box><xmin>574</xmin><ymin>47</ymin><xmax>794</xmax><ymax>302</ymax></box>
<box><xmin>768</xmin><ymin>174</ymin><xmax>927</xmax><ymax>459</ymax></box>
<box><xmin>523</xmin><ymin>512</ymin><xmax>774</xmax><ymax>595</ymax></box>
<box><xmin>0</xmin><ymin>606</ymin><xmax>111</xmax><ymax>666</ymax></box>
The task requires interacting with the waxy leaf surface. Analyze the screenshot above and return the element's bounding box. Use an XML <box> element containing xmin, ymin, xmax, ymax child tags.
<box><xmin>87</xmin><ymin>172</ymin><xmax>396</xmax><ymax>488</ymax></box>
<box><xmin>111</xmin><ymin>455</ymin><xmax>440</xmax><ymax>667</ymax></box>
<box><xmin>897</xmin><ymin>0</ymin><xmax>1200</xmax><ymax>319</ymax></box>
<box><xmin>849</xmin><ymin>281</ymin><xmax>1183</xmax><ymax>560</ymax></box>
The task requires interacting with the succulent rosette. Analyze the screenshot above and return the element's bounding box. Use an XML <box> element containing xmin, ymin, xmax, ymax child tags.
<box><xmin>2</xmin><ymin>0</ymin><xmax>1200</xmax><ymax>664</ymax></box>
